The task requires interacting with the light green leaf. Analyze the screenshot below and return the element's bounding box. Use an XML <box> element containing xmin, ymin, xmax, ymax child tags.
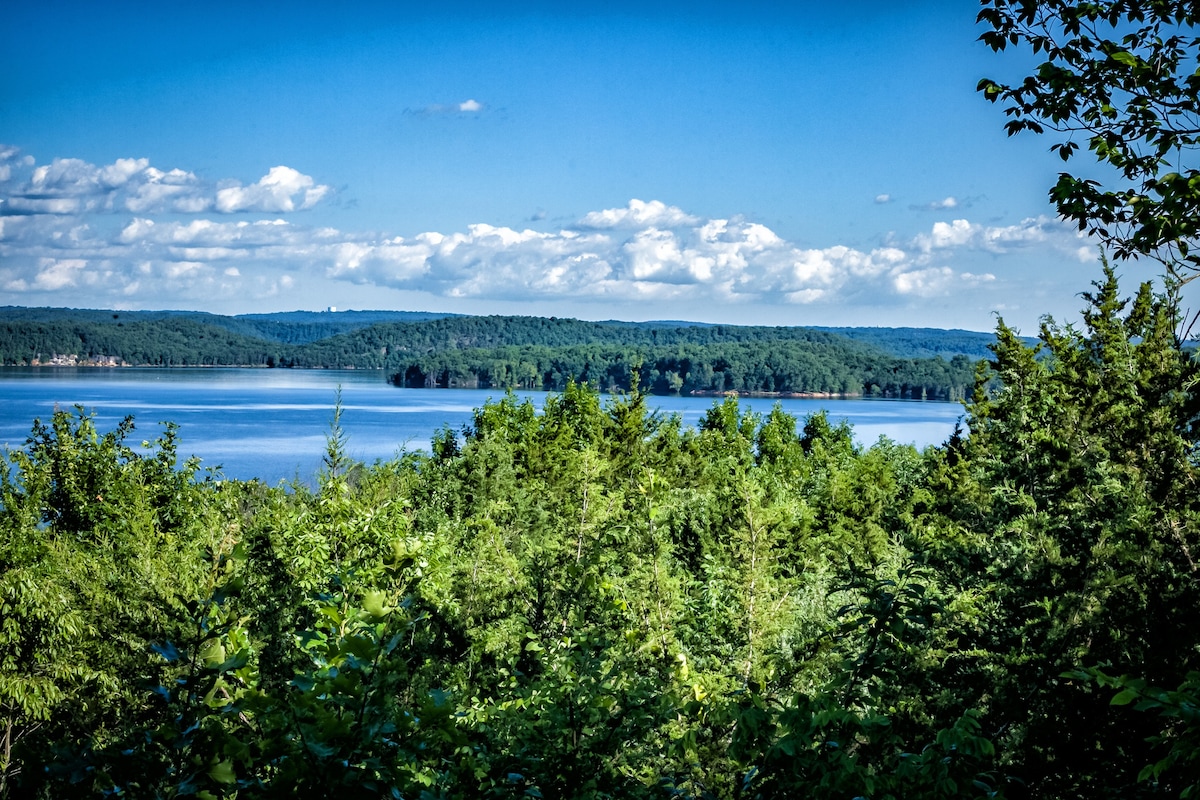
<box><xmin>208</xmin><ymin>760</ymin><xmax>236</xmax><ymax>784</ymax></box>
<box><xmin>363</xmin><ymin>590</ymin><xmax>390</xmax><ymax>619</ymax></box>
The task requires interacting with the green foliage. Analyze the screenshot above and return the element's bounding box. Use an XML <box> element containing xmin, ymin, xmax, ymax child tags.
<box><xmin>1070</xmin><ymin>668</ymin><xmax>1200</xmax><ymax>798</ymax></box>
<box><xmin>48</xmin><ymin>553</ymin><xmax>463</xmax><ymax>798</ymax></box>
<box><xmin>388</xmin><ymin>340</ymin><xmax>975</xmax><ymax>399</ymax></box>
<box><xmin>913</xmin><ymin>265</ymin><xmax>1200</xmax><ymax>798</ymax></box>
<box><xmin>321</xmin><ymin>386</ymin><xmax>354</xmax><ymax>481</ymax></box>
<box><xmin>978</xmin><ymin>0</ymin><xmax>1200</xmax><ymax>280</ymax></box>
<box><xmin>0</xmin><ymin>408</ymin><xmax>226</xmax><ymax>797</ymax></box>
<box><xmin>2</xmin><ymin>272</ymin><xmax>1197</xmax><ymax>797</ymax></box>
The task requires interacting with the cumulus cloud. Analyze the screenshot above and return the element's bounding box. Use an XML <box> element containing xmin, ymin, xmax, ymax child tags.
<box><xmin>318</xmin><ymin>209</ymin><xmax>990</xmax><ymax>305</ymax></box>
<box><xmin>576</xmin><ymin>199</ymin><xmax>701</xmax><ymax>230</ymax></box>
<box><xmin>27</xmin><ymin>258</ymin><xmax>89</xmax><ymax>291</ymax></box>
<box><xmin>215</xmin><ymin>166</ymin><xmax>330</xmax><ymax>213</ymax></box>
<box><xmin>0</xmin><ymin>219</ymin><xmax>279</xmax><ymax>302</ymax></box>
<box><xmin>910</xmin><ymin>215</ymin><xmax>1086</xmax><ymax>259</ymax></box>
<box><xmin>0</xmin><ymin>146</ymin><xmax>330</xmax><ymax>216</ymax></box>
<box><xmin>892</xmin><ymin>267</ymin><xmax>994</xmax><ymax>296</ymax></box>
<box><xmin>3</xmin><ymin>151</ymin><xmax>1090</xmax><ymax>310</ymax></box>
<box><xmin>125</xmin><ymin>167</ymin><xmax>207</xmax><ymax>213</ymax></box>
<box><xmin>917</xmin><ymin>218</ymin><xmax>976</xmax><ymax>250</ymax></box>
<box><xmin>1</xmin><ymin>196</ymin><xmax>1016</xmax><ymax>307</ymax></box>
<box><xmin>874</xmin><ymin>193</ymin><xmax>892</xmax><ymax>204</ymax></box>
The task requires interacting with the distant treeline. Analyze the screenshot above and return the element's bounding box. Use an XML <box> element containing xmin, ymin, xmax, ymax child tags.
<box><xmin>390</xmin><ymin>342</ymin><xmax>976</xmax><ymax>400</ymax></box>
<box><xmin>0</xmin><ymin>307</ymin><xmax>459</xmax><ymax>346</ymax></box>
<box><xmin>0</xmin><ymin>308</ymin><xmax>987</xmax><ymax>398</ymax></box>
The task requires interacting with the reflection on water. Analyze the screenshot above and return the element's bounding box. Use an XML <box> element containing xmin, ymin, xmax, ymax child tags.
<box><xmin>0</xmin><ymin>367</ymin><xmax>964</xmax><ymax>484</ymax></box>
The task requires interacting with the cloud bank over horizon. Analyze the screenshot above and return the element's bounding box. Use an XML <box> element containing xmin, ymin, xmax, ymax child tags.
<box><xmin>0</xmin><ymin>147</ymin><xmax>1097</xmax><ymax>322</ymax></box>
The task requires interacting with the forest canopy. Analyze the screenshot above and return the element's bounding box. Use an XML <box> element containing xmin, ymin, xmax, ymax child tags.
<box><xmin>1</xmin><ymin>267</ymin><xmax>1198</xmax><ymax>799</ymax></box>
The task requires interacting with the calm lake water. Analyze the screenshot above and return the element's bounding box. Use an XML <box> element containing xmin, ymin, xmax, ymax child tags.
<box><xmin>0</xmin><ymin>367</ymin><xmax>965</xmax><ymax>484</ymax></box>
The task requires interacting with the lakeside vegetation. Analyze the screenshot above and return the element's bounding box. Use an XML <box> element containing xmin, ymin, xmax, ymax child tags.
<box><xmin>0</xmin><ymin>310</ymin><xmax>989</xmax><ymax>399</ymax></box>
<box><xmin>2</xmin><ymin>267</ymin><xmax>1198</xmax><ymax>798</ymax></box>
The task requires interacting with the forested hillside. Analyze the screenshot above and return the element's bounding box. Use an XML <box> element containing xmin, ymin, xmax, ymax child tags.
<box><xmin>811</xmin><ymin>326</ymin><xmax>1004</xmax><ymax>359</ymax></box>
<box><xmin>1</xmin><ymin>269</ymin><xmax>1197</xmax><ymax>798</ymax></box>
<box><xmin>0</xmin><ymin>310</ymin><xmax>984</xmax><ymax>399</ymax></box>
<box><xmin>0</xmin><ymin>307</ymin><xmax>460</xmax><ymax>346</ymax></box>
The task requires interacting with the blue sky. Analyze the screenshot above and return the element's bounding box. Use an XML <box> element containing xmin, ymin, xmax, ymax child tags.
<box><xmin>0</xmin><ymin>1</ymin><xmax>1156</xmax><ymax>331</ymax></box>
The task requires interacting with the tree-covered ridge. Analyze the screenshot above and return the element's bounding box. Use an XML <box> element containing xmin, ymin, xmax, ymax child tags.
<box><xmin>0</xmin><ymin>317</ymin><xmax>290</xmax><ymax>367</ymax></box>
<box><xmin>390</xmin><ymin>341</ymin><xmax>976</xmax><ymax>400</ymax></box>
<box><xmin>2</xmin><ymin>268</ymin><xmax>1197</xmax><ymax>799</ymax></box>
<box><xmin>0</xmin><ymin>310</ymin><xmax>987</xmax><ymax>397</ymax></box>
<box><xmin>3</xmin><ymin>307</ymin><xmax>1005</xmax><ymax>354</ymax></box>
<box><xmin>287</xmin><ymin>314</ymin><xmax>1001</xmax><ymax>366</ymax></box>
<box><xmin>0</xmin><ymin>307</ymin><xmax>461</xmax><ymax>346</ymax></box>
<box><xmin>810</xmin><ymin>326</ymin><xmax>1009</xmax><ymax>359</ymax></box>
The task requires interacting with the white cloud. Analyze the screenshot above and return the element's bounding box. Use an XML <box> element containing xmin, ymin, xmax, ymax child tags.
<box><xmin>875</xmin><ymin>193</ymin><xmax>892</xmax><ymax>204</ymax></box>
<box><xmin>892</xmin><ymin>267</ymin><xmax>994</xmax><ymax>296</ymax></box>
<box><xmin>0</xmin><ymin>189</ymin><xmax>1034</xmax><ymax>307</ymax></box>
<box><xmin>910</xmin><ymin>215</ymin><xmax>1090</xmax><ymax>259</ymax></box>
<box><xmin>0</xmin><ymin>149</ymin><xmax>330</xmax><ymax>217</ymax></box>
<box><xmin>98</xmin><ymin>158</ymin><xmax>150</xmax><ymax>188</ymax></box>
<box><xmin>0</xmin><ymin>151</ymin><xmax>1093</xmax><ymax>312</ymax></box>
<box><xmin>214</xmin><ymin>166</ymin><xmax>330</xmax><ymax>213</ymax></box>
<box><xmin>80</xmin><ymin>203</ymin><xmax>987</xmax><ymax>306</ymax></box>
<box><xmin>124</xmin><ymin>167</ymin><xmax>205</xmax><ymax>213</ymax></box>
<box><xmin>893</xmin><ymin>266</ymin><xmax>953</xmax><ymax>295</ymax></box>
<box><xmin>0</xmin><ymin>146</ymin><xmax>35</xmax><ymax>187</ymax></box>
<box><xmin>4</xmin><ymin>197</ymin><xmax>86</xmax><ymax>215</ymax></box>
<box><xmin>32</xmin><ymin>258</ymin><xmax>88</xmax><ymax>290</ymax></box>
<box><xmin>921</xmin><ymin>219</ymin><xmax>976</xmax><ymax>250</ymax></box>
<box><xmin>0</xmin><ymin>145</ymin><xmax>22</xmax><ymax>168</ymax></box>
<box><xmin>909</xmin><ymin>196</ymin><xmax>965</xmax><ymax>212</ymax></box>
<box><xmin>458</xmin><ymin>99</ymin><xmax>483</xmax><ymax>112</ymax></box>
<box><xmin>30</xmin><ymin>157</ymin><xmax>142</xmax><ymax>196</ymax></box>
<box><xmin>576</xmin><ymin>199</ymin><xmax>701</xmax><ymax>230</ymax></box>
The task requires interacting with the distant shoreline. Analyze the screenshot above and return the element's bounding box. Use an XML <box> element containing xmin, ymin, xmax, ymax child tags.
<box><xmin>4</xmin><ymin>356</ymin><xmax>966</xmax><ymax>403</ymax></box>
<box><xmin>7</xmin><ymin>365</ymin><xmax>965</xmax><ymax>402</ymax></box>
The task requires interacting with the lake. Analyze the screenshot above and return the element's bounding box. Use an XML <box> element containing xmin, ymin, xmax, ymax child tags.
<box><xmin>0</xmin><ymin>367</ymin><xmax>965</xmax><ymax>484</ymax></box>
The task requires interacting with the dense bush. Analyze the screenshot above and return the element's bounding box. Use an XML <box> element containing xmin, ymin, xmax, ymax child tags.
<box><xmin>1</xmin><ymin>269</ymin><xmax>1197</xmax><ymax>798</ymax></box>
